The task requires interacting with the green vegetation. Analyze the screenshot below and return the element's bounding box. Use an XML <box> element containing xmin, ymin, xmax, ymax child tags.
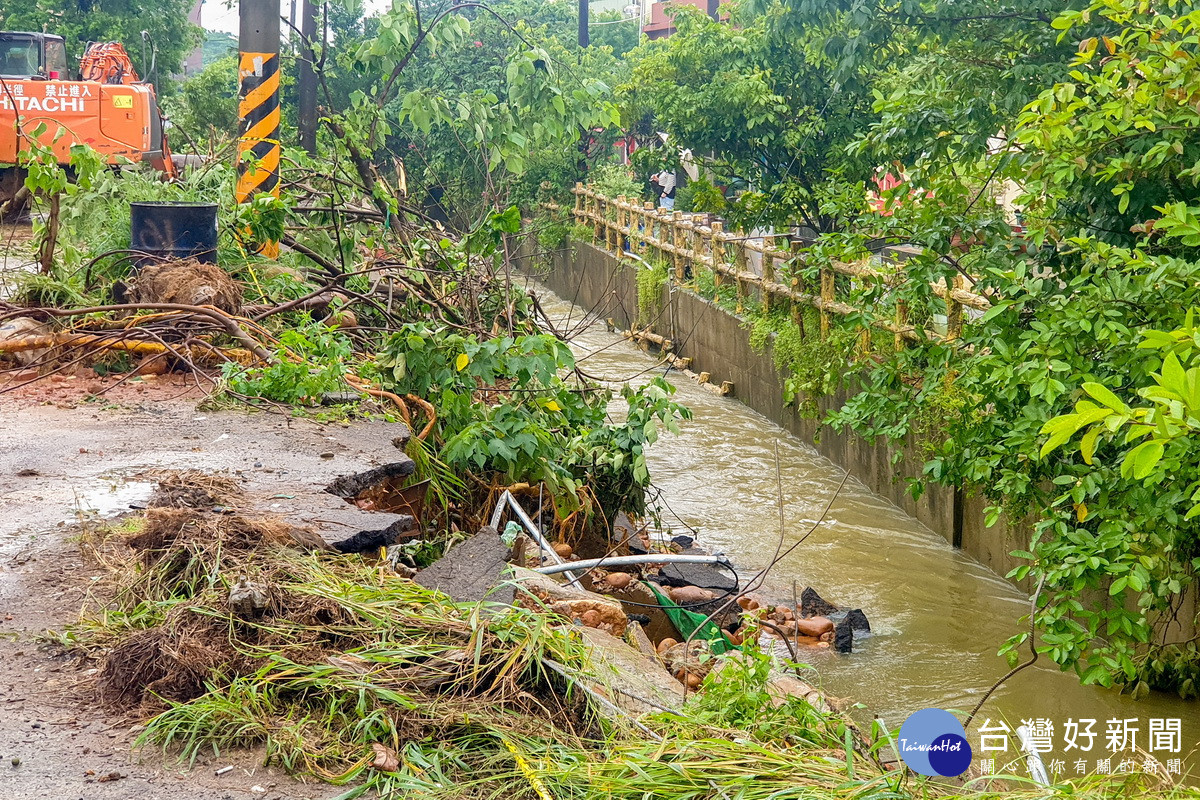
<box><xmin>378</xmin><ymin>321</ymin><xmax>689</xmax><ymax>524</ymax></box>
<box><xmin>165</xmin><ymin>56</ymin><xmax>238</xmax><ymax>138</ymax></box>
<box><xmin>568</xmin><ymin>0</ymin><xmax>1200</xmax><ymax>697</ymax></box>
<box><xmin>223</xmin><ymin>323</ymin><xmax>353</xmax><ymax>405</ymax></box>
<box><xmin>635</xmin><ymin>258</ymin><xmax>668</xmax><ymax>328</ymax></box>
<box><xmin>746</xmin><ymin>307</ymin><xmax>859</xmax><ymax>417</ymax></box>
<box><xmin>676</xmin><ymin>177</ymin><xmax>726</xmax><ymax>215</ymax></box>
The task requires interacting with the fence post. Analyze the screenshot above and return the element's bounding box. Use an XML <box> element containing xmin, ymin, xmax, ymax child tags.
<box><xmin>642</xmin><ymin>201</ymin><xmax>655</xmax><ymax>257</ymax></box>
<box><xmin>732</xmin><ymin>231</ymin><xmax>748</xmax><ymax>313</ymax></box>
<box><xmin>593</xmin><ymin>194</ymin><xmax>604</xmax><ymax>242</ymax></box>
<box><xmin>622</xmin><ymin>197</ymin><xmax>633</xmax><ymax>254</ymax></box>
<box><xmin>614</xmin><ymin>196</ymin><xmax>624</xmax><ymax>253</ymax></box>
<box><xmin>671</xmin><ymin>211</ymin><xmax>684</xmax><ymax>281</ymax></box>
<box><xmin>894</xmin><ymin>296</ymin><xmax>909</xmax><ymax>351</ymax></box>
<box><xmin>789</xmin><ymin>238</ymin><xmax>806</xmax><ymax>338</ymax></box>
<box><xmin>684</xmin><ymin>214</ymin><xmax>697</xmax><ymax>278</ymax></box>
<box><xmin>946</xmin><ymin>274</ymin><xmax>964</xmax><ymax>341</ymax></box>
<box><xmin>607</xmin><ymin>197</ymin><xmax>619</xmax><ymax>251</ymax></box>
<box><xmin>761</xmin><ymin>234</ymin><xmax>776</xmax><ymax>315</ymax></box>
<box><xmin>819</xmin><ymin>266</ymin><xmax>834</xmax><ymax>339</ymax></box>
<box><xmin>649</xmin><ymin>204</ymin><xmax>663</xmax><ymax>260</ymax></box>
<box><xmin>710</xmin><ymin>221</ymin><xmax>723</xmax><ymax>290</ymax></box>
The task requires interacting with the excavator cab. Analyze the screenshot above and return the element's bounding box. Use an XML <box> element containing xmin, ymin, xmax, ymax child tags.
<box><xmin>0</xmin><ymin>32</ymin><xmax>68</xmax><ymax>80</ymax></box>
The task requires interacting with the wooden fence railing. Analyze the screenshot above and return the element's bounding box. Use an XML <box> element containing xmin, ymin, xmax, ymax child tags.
<box><xmin>570</xmin><ymin>183</ymin><xmax>990</xmax><ymax>346</ymax></box>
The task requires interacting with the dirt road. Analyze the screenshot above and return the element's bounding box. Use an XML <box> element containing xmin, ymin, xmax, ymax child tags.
<box><xmin>0</xmin><ymin>385</ymin><xmax>412</xmax><ymax>799</ymax></box>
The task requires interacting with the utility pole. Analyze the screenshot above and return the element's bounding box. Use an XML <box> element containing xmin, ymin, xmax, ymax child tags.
<box><xmin>297</xmin><ymin>0</ymin><xmax>318</xmax><ymax>154</ymax></box>
<box><xmin>236</xmin><ymin>0</ymin><xmax>282</xmax><ymax>255</ymax></box>
<box><xmin>578</xmin><ymin>0</ymin><xmax>589</xmax><ymax>47</ymax></box>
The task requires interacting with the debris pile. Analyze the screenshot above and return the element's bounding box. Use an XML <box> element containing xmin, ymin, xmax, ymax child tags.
<box><xmin>69</xmin><ymin>474</ymin><xmax>602</xmax><ymax>781</ymax></box>
<box><xmin>46</xmin><ymin>455</ymin><xmax>904</xmax><ymax>798</ymax></box>
<box><xmin>116</xmin><ymin>258</ymin><xmax>243</xmax><ymax>313</ymax></box>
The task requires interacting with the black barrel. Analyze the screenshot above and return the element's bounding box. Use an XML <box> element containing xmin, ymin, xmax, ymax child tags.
<box><xmin>130</xmin><ymin>201</ymin><xmax>218</xmax><ymax>264</ymax></box>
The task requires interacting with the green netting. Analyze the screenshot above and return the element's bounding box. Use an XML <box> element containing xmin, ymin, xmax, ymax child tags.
<box><xmin>647</xmin><ymin>583</ymin><xmax>737</xmax><ymax>655</ymax></box>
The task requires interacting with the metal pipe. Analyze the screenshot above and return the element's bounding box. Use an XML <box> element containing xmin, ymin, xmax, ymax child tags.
<box><xmin>490</xmin><ymin>490</ymin><xmax>581</xmax><ymax>585</ymax></box>
<box><xmin>533</xmin><ymin>553</ymin><xmax>730</xmax><ymax>576</ymax></box>
<box><xmin>1016</xmin><ymin>725</ymin><xmax>1050</xmax><ymax>786</ymax></box>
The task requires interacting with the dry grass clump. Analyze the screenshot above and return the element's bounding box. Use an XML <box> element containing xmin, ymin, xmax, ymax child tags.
<box><xmin>128</xmin><ymin>507</ymin><xmax>295</xmax><ymax>565</ymax></box>
<box><xmin>98</xmin><ymin>613</ymin><xmax>233</xmax><ymax>705</ymax></box>
<box><xmin>144</xmin><ymin>469</ymin><xmax>244</xmax><ymax>510</ymax></box>
<box><xmin>85</xmin><ymin>508</ymin><xmax>363</xmax><ymax>706</ymax></box>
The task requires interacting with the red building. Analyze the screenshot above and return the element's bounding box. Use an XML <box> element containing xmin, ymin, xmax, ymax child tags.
<box><xmin>643</xmin><ymin>0</ymin><xmax>725</xmax><ymax>39</ymax></box>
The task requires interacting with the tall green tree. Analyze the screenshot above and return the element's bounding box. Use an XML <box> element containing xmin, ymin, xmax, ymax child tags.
<box><xmin>794</xmin><ymin>0</ymin><xmax>1200</xmax><ymax>695</ymax></box>
<box><xmin>622</xmin><ymin>4</ymin><xmax>879</xmax><ymax>231</ymax></box>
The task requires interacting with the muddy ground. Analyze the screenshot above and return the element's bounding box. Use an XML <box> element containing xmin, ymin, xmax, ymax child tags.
<box><xmin>0</xmin><ymin>380</ymin><xmax>414</xmax><ymax>799</ymax></box>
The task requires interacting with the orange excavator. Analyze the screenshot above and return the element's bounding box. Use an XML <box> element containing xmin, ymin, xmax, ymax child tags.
<box><xmin>0</xmin><ymin>32</ymin><xmax>176</xmax><ymax>217</ymax></box>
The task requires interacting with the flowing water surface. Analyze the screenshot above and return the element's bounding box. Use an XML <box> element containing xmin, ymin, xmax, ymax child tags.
<box><xmin>532</xmin><ymin>280</ymin><xmax>1199</xmax><ymax>777</ymax></box>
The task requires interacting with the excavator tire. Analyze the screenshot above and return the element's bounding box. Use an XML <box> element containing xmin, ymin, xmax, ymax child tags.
<box><xmin>0</xmin><ymin>167</ymin><xmax>30</xmax><ymax>221</ymax></box>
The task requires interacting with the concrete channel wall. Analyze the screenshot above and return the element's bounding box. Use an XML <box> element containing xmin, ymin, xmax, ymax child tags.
<box><xmin>520</xmin><ymin>239</ymin><xmax>1034</xmax><ymax>582</ymax></box>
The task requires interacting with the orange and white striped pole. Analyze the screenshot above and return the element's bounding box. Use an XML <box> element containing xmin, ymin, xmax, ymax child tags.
<box><xmin>237</xmin><ymin>0</ymin><xmax>281</xmax><ymax>256</ymax></box>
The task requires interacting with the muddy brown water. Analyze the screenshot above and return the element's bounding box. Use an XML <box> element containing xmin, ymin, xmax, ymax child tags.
<box><xmin>531</xmin><ymin>280</ymin><xmax>1200</xmax><ymax>779</ymax></box>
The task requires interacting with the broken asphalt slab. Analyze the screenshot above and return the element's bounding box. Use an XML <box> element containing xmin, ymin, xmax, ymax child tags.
<box><xmin>415</xmin><ymin>526</ymin><xmax>514</xmax><ymax>605</ymax></box>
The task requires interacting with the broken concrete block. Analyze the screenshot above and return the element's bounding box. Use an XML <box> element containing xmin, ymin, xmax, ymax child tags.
<box><xmin>575</xmin><ymin>626</ymin><xmax>685</xmax><ymax>714</ymax></box>
<box><xmin>415</xmin><ymin>526</ymin><xmax>513</xmax><ymax>605</ymax></box>
<box><xmin>833</xmin><ymin>616</ymin><xmax>854</xmax><ymax>653</ymax></box>
<box><xmin>613</xmin><ymin>512</ymin><xmax>648</xmax><ymax>554</ymax></box>
<box><xmin>331</xmin><ymin>516</ymin><xmax>416</xmax><ymax>553</ymax></box>
<box><xmin>843</xmin><ymin>608</ymin><xmax>870</xmax><ymax>632</ymax></box>
<box><xmin>626</xmin><ymin>621</ymin><xmax>658</xmax><ymax>659</ymax></box>
<box><xmin>325</xmin><ymin>460</ymin><xmax>416</xmax><ymax>500</ymax></box>
<box><xmin>800</xmin><ymin>586</ymin><xmax>839</xmax><ymax>618</ymax></box>
<box><xmin>765</xmin><ymin>672</ymin><xmax>838</xmax><ymax>713</ymax></box>
<box><xmin>657</xmin><ymin>561</ymin><xmax>736</xmax><ymax>592</ymax></box>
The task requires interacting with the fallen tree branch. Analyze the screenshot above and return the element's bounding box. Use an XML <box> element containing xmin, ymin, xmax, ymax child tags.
<box><xmin>0</xmin><ymin>332</ymin><xmax>257</xmax><ymax>365</ymax></box>
<box><xmin>0</xmin><ymin>304</ymin><xmax>274</xmax><ymax>364</ymax></box>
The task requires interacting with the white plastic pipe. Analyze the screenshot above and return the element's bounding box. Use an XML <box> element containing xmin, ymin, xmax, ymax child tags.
<box><xmin>533</xmin><ymin>553</ymin><xmax>730</xmax><ymax>576</ymax></box>
<box><xmin>490</xmin><ymin>490</ymin><xmax>581</xmax><ymax>585</ymax></box>
<box><xmin>1016</xmin><ymin>725</ymin><xmax>1051</xmax><ymax>786</ymax></box>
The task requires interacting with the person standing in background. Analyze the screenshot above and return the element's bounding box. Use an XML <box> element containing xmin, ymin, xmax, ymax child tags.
<box><xmin>654</xmin><ymin>169</ymin><xmax>677</xmax><ymax>210</ymax></box>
